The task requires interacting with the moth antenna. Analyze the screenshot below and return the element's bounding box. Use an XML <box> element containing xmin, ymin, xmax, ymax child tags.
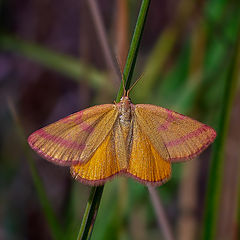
<box><xmin>115</xmin><ymin>54</ymin><xmax>127</xmax><ymax>96</ymax></box>
<box><xmin>127</xmin><ymin>73</ymin><xmax>144</xmax><ymax>95</ymax></box>
<box><xmin>114</xmin><ymin>54</ymin><xmax>124</xmax><ymax>72</ymax></box>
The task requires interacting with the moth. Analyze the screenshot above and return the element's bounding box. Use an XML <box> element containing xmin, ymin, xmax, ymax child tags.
<box><xmin>28</xmin><ymin>85</ymin><xmax>216</xmax><ymax>186</ymax></box>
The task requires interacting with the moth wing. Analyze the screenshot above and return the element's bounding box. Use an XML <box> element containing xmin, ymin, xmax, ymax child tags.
<box><xmin>134</xmin><ymin>104</ymin><xmax>216</xmax><ymax>162</ymax></box>
<box><xmin>71</xmin><ymin>119</ymin><xmax>128</xmax><ymax>185</ymax></box>
<box><xmin>127</xmin><ymin>116</ymin><xmax>171</xmax><ymax>185</ymax></box>
<box><xmin>28</xmin><ymin>104</ymin><xmax>118</xmax><ymax>165</ymax></box>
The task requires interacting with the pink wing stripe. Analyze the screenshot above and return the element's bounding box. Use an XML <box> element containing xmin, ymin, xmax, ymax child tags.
<box><xmin>61</xmin><ymin>111</ymin><xmax>93</xmax><ymax>133</ymax></box>
<box><xmin>60</xmin><ymin>111</ymin><xmax>83</xmax><ymax>124</ymax></box>
<box><xmin>35</xmin><ymin>129</ymin><xmax>86</xmax><ymax>150</ymax></box>
<box><xmin>61</xmin><ymin>111</ymin><xmax>83</xmax><ymax>124</ymax></box>
<box><xmin>158</xmin><ymin>124</ymin><xmax>169</xmax><ymax>131</ymax></box>
<box><xmin>158</xmin><ymin>110</ymin><xmax>173</xmax><ymax>131</ymax></box>
<box><xmin>165</xmin><ymin>125</ymin><xmax>211</xmax><ymax>147</ymax></box>
<box><xmin>166</xmin><ymin>109</ymin><xmax>175</xmax><ymax>121</ymax></box>
<box><xmin>158</xmin><ymin>109</ymin><xmax>186</xmax><ymax>131</ymax></box>
<box><xmin>80</xmin><ymin>122</ymin><xmax>94</xmax><ymax>133</ymax></box>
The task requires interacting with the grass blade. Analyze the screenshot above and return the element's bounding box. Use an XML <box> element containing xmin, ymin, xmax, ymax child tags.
<box><xmin>77</xmin><ymin>186</ymin><xmax>104</xmax><ymax>240</ymax></box>
<box><xmin>116</xmin><ymin>0</ymin><xmax>151</xmax><ymax>101</ymax></box>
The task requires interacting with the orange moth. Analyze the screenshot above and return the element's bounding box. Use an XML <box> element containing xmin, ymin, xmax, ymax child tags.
<box><xmin>28</xmin><ymin>82</ymin><xmax>216</xmax><ymax>186</ymax></box>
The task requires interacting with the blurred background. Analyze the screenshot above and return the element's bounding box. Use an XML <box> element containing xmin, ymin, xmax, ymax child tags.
<box><xmin>0</xmin><ymin>0</ymin><xmax>240</xmax><ymax>239</ymax></box>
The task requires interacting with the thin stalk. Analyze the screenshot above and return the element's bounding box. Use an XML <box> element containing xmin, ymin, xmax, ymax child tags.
<box><xmin>77</xmin><ymin>186</ymin><xmax>104</xmax><ymax>240</ymax></box>
<box><xmin>76</xmin><ymin>0</ymin><xmax>151</xmax><ymax>239</ymax></box>
<box><xmin>148</xmin><ymin>186</ymin><xmax>175</xmax><ymax>240</ymax></box>
<box><xmin>86</xmin><ymin>0</ymin><xmax>121</xmax><ymax>85</ymax></box>
<box><xmin>202</xmin><ymin>28</ymin><xmax>240</xmax><ymax>240</ymax></box>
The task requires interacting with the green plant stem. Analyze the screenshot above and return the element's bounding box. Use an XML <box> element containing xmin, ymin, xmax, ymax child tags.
<box><xmin>77</xmin><ymin>1</ymin><xmax>151</xmax><ymax>239</ymax></box>
<box><xmin>77</xmin><ymin>186</ymin><xmax>104</xmax><ymax>240</ymax></box>
<box><xmin>116</xmin><ymin>0</ymin><xmax>151</xmax><ymax>100</ymax></box>
<box><xmin>202</xmin><ymin>28</ymin><xmax>240</xmax><ymax>240</ymax></box>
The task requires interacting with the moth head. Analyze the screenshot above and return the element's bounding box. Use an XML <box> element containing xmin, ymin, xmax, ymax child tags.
<box><xmin>120</xmin><ymin>96</ymin><xmax>131</xmax><ymax>105</ymax></box>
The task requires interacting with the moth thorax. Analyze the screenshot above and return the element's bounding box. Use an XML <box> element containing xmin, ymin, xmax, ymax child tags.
<box><xmin>119</xmin><ymin>97</ymin><xmax>132</xmax><ymax>123</ymax></box>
